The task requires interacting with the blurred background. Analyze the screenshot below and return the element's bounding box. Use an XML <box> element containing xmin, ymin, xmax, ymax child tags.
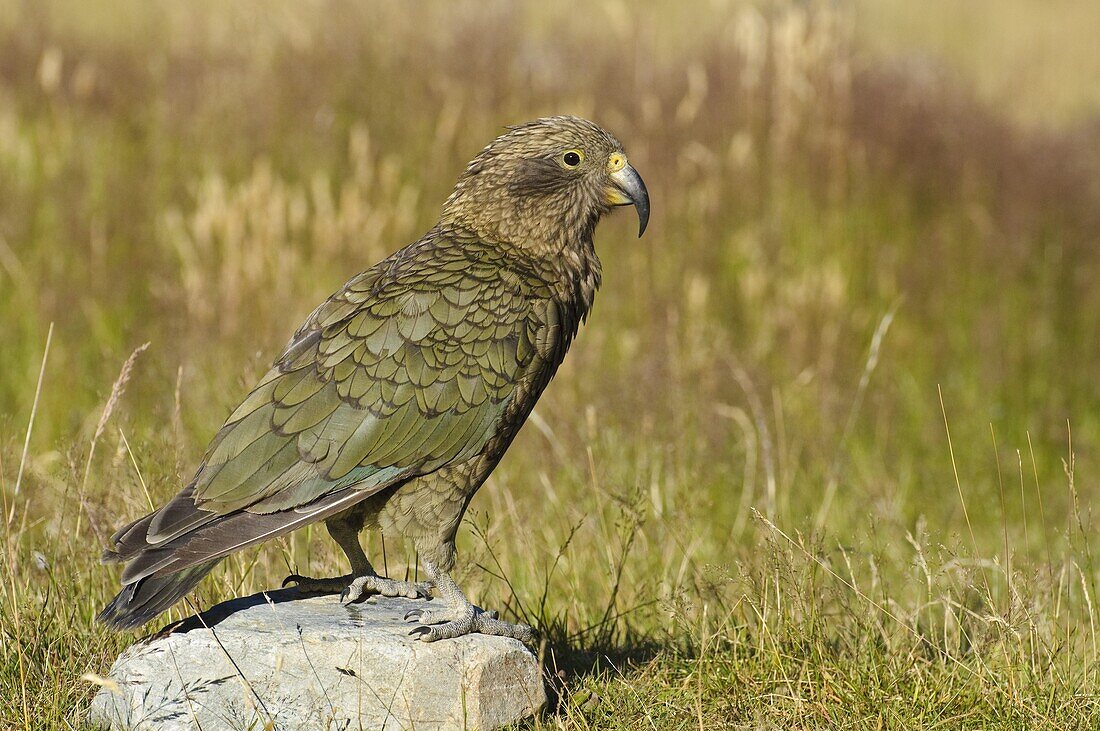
<box><xmin>3</xmin><ymin>0</ymin><xmax>1100</xmax><ymax>726</ymax></box>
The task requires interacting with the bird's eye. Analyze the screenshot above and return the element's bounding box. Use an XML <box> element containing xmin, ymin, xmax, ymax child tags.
<box><xmin>562</xmin><ymin>149</ymin><xmax>584</xmax><ymax>168</ymax></box>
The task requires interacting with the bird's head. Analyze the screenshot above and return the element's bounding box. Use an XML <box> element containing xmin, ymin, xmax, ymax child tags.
<box><xmin>441</xmin><ymin>116</ymin><xmax>649</xmax><ymax>252</ymax></box>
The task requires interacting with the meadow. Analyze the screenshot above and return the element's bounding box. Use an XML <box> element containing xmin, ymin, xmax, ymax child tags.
<box><xmin>3</xmin><ymin>1</ymin><xmax>1100</xmax><ymax>727</ymax></box>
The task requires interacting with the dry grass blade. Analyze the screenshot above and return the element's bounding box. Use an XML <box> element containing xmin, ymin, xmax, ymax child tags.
<box><xmin>73</xmin><ymin>342</ymin><xmax>150</xmax><ymax>537</ymax></box>
<box><xmin>11</xmin><ymin>322</ymin><xmax>52</xmax><ymax>506</ymax></box>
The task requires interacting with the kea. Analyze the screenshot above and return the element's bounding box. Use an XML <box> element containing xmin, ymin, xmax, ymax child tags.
<box><xmin>98</xmin><ymin>116</ymin><xmax>649</xmax><ymax>642</ymax></box>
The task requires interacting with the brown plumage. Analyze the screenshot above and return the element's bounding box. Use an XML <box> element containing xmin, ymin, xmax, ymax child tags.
<box><xmin>99</xmin><ymin>116</ymin><xmax>649</xmax><ymax>640</ymax></box>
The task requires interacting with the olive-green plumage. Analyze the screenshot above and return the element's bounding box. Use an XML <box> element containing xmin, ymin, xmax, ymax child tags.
<box><xmin>99</xmin><ymin>116</ymin><xmax>649</xmax><ymax>637</ymax></box>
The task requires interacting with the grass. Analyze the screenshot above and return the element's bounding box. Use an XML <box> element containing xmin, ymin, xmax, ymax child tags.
<box><xmin>851</xmin><ymin>0</ymin><xmax>1100</xmax><ymax>126</ymax></box>
<box><xmin>2</xmin><ymin>0</ymin><xmax>1100</xmax><ymax>727</ymax></box>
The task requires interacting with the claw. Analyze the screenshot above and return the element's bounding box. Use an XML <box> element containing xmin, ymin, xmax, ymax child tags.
<box><xmin>409</xmin><ymin>626</ymin><xmax>431</xmax><ymax>639</ymax></box>
<box><xmin>282</xmin><ymin>574</ymin><xmax>303</xmax><ymax>588</ymax></box>
<box><xmin>404</xmin><ymin>609</ymin><xmax>422</xmax><ymax>622</ymax></box>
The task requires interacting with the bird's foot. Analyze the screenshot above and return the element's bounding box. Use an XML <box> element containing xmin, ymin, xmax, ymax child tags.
<box><xmin>282</xmin><ymin>573</ymin><xmax>352</xmax><ymax>595</ymax></box>
<box><xmin>341</xmin><ymin>574</ymin><xmax>432</xmax><ymax>603</ymax></box>
<box><xmin>404</xmin><ymin>603</ymin><xmax>536</xmax><ymax>643</ymax></box>
<box><xmin>282</xmin><ymin>573</ymin><xmax>432</xmax><ymax>601</ymax></box>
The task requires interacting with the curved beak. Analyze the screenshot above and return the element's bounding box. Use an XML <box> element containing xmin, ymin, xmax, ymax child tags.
<box><xmin>606</xmin><ymin>164</ymin><xmax>650</xmax><ymax>237</ymax></box>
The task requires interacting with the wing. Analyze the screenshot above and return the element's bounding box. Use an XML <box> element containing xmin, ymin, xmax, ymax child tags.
<box><xmin>110</xmin><ymin>230</ymin><xmax>551</xmax><ymax>583</ymax></box>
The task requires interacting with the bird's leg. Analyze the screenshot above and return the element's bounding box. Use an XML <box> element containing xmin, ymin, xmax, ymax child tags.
<box><xmin>404</xmin><ymin>559</ymin><xmax>535</xmax><ymax>643</ymax></box>
<box><xmin>282</xmin><ymin>518</ymin><xmax>431</xmax><ymax>601</ymax></box>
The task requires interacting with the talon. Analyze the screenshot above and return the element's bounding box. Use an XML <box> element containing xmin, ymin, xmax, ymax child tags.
<box><xmin>409</xmin><ymin>626</ymin><xmax>431</xmax><ymax>639</ymax></box>
<box><xmin>344</xmin><ymin>577</ymin><xmax>370</xmax><ymax>604</ymax></box>
<box><xmin>404</xmin><ymin>609</ymin><xmax>422</xmax><ymax>622</ymax></box>
<box><xmin>282</xmin><ymin>574</ymin><xmax>303</xmax><ymax>588</ymax></box>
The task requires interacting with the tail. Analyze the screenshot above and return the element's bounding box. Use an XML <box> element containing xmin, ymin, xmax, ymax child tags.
<box><xmin>96</xmin><ymin>481</ymin><xmax>380</xmax><ymax>630</ymax></box>
<box><xmin>97</xmin><ymin>559</ymin><xmax>221</xmax><ymax>630</ymax></box>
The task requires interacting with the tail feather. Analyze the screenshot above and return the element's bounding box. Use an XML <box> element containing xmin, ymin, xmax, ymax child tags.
<box><xmin>97</xmin><ymin>485</ymin><xmax>380</xmax><ymax>629</ymax></box>
<box><xmin>101</xmin><ymin>512</ymin><xmax>157</xmax><ymax>563</ymax></box>
<box><xmin>97</xmin><ymin>560</ymin><xmax>220</xmax><ymax>630</ymax></box>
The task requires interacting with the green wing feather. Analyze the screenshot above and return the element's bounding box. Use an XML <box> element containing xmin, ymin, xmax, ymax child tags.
<box><xmin>178</xmin><ymin>231</ymin><xmax>545</xmax><ymax>524</ymax></box>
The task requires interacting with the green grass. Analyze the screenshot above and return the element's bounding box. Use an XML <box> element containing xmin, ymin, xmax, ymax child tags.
<box><xmin>3</xmin><ymin>1</ymin><xmax>1100</xmax><ymax>728</ymax></box>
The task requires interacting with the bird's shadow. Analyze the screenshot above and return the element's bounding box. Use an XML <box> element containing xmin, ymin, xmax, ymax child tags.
<box><xmin>150</xmin><ymin>587</ymin><xmax>310</xmax><ymax>638</ymax></box>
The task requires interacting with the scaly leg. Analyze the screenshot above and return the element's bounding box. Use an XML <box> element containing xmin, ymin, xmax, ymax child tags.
<box><xmin>283</xmin><ymin>517</ymin><xmax>431</xmax><ymax>602</ymax></box>
<box><xmin>404</xmin><ymin>559</ymin><xmax>535</xmax><ymax>643</ymax></box>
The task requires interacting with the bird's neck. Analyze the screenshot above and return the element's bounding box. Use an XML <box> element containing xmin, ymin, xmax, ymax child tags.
<box><xmin>438</xmin><ymin>201</ymin><xmax>603</xmax><ymax>315</ymax></box>
<box><xmin>441</xmin><ymin>180</ymin><xmax>595</xmax><ymax>251</ymax></box>
<box><xmin>550</xmin><ymin>220</ymin><xmax>602</xmax><ymax>319</ymax></box>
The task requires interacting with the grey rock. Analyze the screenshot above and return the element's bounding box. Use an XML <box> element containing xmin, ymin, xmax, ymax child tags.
<box><xmin>89</xmin><ymin>589</ymin><xmax>546</xmax><ymax>730</ymax></box>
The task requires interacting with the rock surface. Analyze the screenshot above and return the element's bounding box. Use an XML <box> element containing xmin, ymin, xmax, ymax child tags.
<box><xmin>88</xmin><ymin>588</ymin><xmax>546</xmax><ymax>730</ymax></box>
